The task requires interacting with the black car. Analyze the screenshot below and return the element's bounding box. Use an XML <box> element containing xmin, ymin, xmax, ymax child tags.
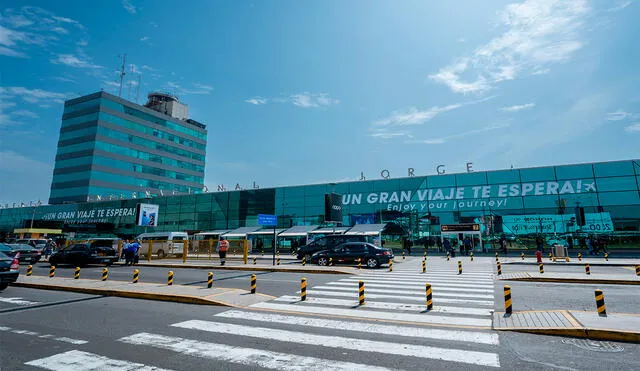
<box><xmin>296</xmin><ymin>235</ymin><xmax>367</xmax><ymax>261</ymax></box>
<box><xmin>49</xmin><ymin>243</ymin><xmax>118</xmax><ymax>267</ymax></box>
<box><xmin>5</xmin><ymin>244</ymin><xmax>41</xmax><ymax>264</ymax></box>
<box><xmin>311</xmin><ymin>242</ymin><xmax>394</xmax><ymax>268</ymax></box>
<box><xmin>0</xmin><ymin>251</ymin><xmax>20</xmax><ymax>290</ymax></box>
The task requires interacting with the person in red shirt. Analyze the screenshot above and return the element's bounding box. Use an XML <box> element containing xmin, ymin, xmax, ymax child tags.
<box><xmin>216</xmin><ymin>237</ymin><xmax>229</xmax><ymax>266</ymax></box>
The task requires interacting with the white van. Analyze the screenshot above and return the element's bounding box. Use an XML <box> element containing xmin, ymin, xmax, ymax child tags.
<box><xmin>136</xmin><ymin>232</ymin><xmax>188</xmax><ymax>258</ymax></box>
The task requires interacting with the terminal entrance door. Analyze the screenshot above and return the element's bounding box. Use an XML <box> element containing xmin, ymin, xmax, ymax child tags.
<box><xmin>440</xmin><ymin>223</ymin><xmax>483</xmax><ymax>252</ymax></box>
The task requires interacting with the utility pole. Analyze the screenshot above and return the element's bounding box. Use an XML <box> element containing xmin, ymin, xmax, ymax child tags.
<box><xmin>118</xmin><ymin>53</ymin><xmax>127</xmax><ymax>97</ymax></box>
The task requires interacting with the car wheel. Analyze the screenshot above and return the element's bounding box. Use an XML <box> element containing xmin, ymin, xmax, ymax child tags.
<box><xmin>157</xmin><ymin>250</ymin><xmax>166</xmax><ymax>259</ymax></box>
<box><xmin>366</xmin><ymin>258</ymin><xmax>379</xmax><ymax>269</ymax></box>
<box><xmin>0</xmin><ymin>282</ymin><xmax>8</xmax><ymax>291</ymax></box>
<box><xmin>318</xmin><ymin>257</ymin><xmax>328</xmax><ymax>266</ymax></box>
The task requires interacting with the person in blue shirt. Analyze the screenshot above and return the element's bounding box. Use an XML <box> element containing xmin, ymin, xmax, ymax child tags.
<box><xmin>125</xmin><ymin>240</ymin><xmax>141</xmax><ymax>266</ymax></box>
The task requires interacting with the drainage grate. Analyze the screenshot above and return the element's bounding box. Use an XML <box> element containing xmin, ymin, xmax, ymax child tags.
<box><xmin>562</xmin><ymin>338</ymin><xmax>624</xmax><ymax>352</ymax></box>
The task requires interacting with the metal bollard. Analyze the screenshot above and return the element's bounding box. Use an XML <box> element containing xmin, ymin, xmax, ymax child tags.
<box><xmin>26</xmin><ymin>265</ymin><xmax>33</xmax><ymax>276</ymax></box>
<box><xmin>426</xmin><ymin>283</ymin><xmax>433</xmax><ymax>310</ymax></box>
<box><xmin>277</xmin><ymin>252</ymin><xmax>281</xmax><ymax>265</ymax></box>
<box><xmin>102</xmin><ymin>268</ymin><xmax>108</xmax><ymax>281</ymax></box>
<box><xmin>470</xmin><ymin>252</ymin><xmax>474</xmax><ymax>261</ymax></box>
<box><xmin>301</xmin><ymin>277</ymin><xmax>307</xmax><ymax>301</ymax></box>
<box><xmin>422</xmin><ymin>259</ymin><xmax>426</xmax><ymax>273</ymax></box>
<box><xmin>497</xmin><ymin>261</ymin><xmax>502</xmax><ymax>275</ymax></box>
<box><xmin>402</xmin><ymin>250</ymin><xmax>406</xmax><ymax>260</ymax></box>
<box><xmin>207</xmin><ymin>272</ymin><xmax>213</xmax><ymax>288</ymax></box>
<box><xmin>595</xmin><ymin>289</ymin><xmax>606</xmax><ymax>316</ymax></box>
<box><xmin>74</xmin><ymin>267</ymin><xmax>80</xmax><ymax>279</ymax></box>
<box><xmin>358</xmin><ymin>280</ymin><xmax>365</xmax><ymax>305</ymax></box>
<box><xmin>504</xmin><ymin>285</ymin><xmax>512</xmax><ymax>315</ymax></box>
<box><xmin>585</xmin><ymin>264</ymin><xmax>591</xmax><ymax>275</ymax></box>
<box><xmin>539</xmin><ymin>263</ymin><xmax>544</xmax><ymax>274</ymax></box>
<box><xmin>250</xmin><ymin>274</ymin><xmax>256</xmax><ymax>294</ymax></box>
<box><xmin>302</xmin><ymin>256</ymin><xmax>306</xmax><ymax>266</ymax></box>
<box><xmin>167</xmin><ymin>270</ymin><xmax>174</xmax><ymax>285</ymax></box>
<box><xmin>458</xmin><ymin>260</ymin><xmax>462</xmax><ymax>275</ymax></box>
<box><xmin>388</xmin><ymin>259</ymin><xmax>393</xmax><ymax>272</ymax></box>
<box><xmin>521</xmin><ymin>252</ymin><xmax>525</xmax><ymax>260</ymax></box>
<box><xmin>49</xmin><ymin>265</ymin><xmax>55</xmax><ymax>278</ymax></box>
<box><xmin>636</xmin><ymin>265</ymin><xmax>640</xmax><ymax>277</ymax></box>
<box><xmin>133</xmin><ymin>269</ymin><xmax>139</xmax><ymax>283</ymax></box>
<box><xmin>604</xmin><ymin>252</ymin><xmax>609</xmax><ymax>261</ymax></box>
<box><xmin>253</xmin><ymin>257</ymin><xmax>257</xmax><ymax>265</ymax></box>
<box><xmin>578</xmin><ymin>253</ymin><xmax>582</xmax><ymax>261</ymax></box>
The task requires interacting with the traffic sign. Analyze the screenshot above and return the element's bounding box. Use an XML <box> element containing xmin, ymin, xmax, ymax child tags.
<box><xmin>258</xmin><ymin>214</ymin><xmax>277</xmax><ymax>226</ymax></box>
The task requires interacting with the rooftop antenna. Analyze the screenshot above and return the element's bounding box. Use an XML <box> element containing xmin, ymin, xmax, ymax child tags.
<box><xmin>128</xmin><ymin>64</ymin><xmax>135</xmax><ymax>100</ymax></box>
<box><xmin>118</xmin><ymin>53</ymin><xmax>127</xmax><ymax>97</ymax></box>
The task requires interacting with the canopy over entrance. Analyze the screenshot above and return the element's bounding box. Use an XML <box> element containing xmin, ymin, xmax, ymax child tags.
<box><xmin>222</xmin><ymin>226</ymin><xmax>262</xmax><ymax>239</ymax></box>
<box><xmin>278</xmin><ymin>225</ymin><xmax>319</xmax><ymax>237</ymax></box>
<box><xmin>345</xmin><ymin>223</ymin><xmax>388</xmax><ymax>236</ymax></box>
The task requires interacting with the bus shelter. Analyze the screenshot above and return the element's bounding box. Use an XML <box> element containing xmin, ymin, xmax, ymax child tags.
<box><xmin>192</xmin><ymin>229</ymin><xmax>230</xmax><ymax>255</ymax></box>
<box><xmin>440</xmin><ymin>223</ymin><xmax>483</xmax><ymax>253</ymax></box>
<box><xmin>222</xmin><ymin>227</ymin><xmax>262</xmax><ymax>255</ymax></box>
<box><xmin>247</xmin><ymin>228</ymin><xmax>286</xmax><ymax>254</ymax></box>
<box><xmin>277</xmin><ymin>225</ymin><xmax>319</xmax><ymax>251</ymax></box>
<box><xmin>307</xmin><ymin>227</ymin><xmax>350</xmax><ymax>242</ymax></box>
<box><xmin>344</xmin><ymin>223</ymin><xmax>387</xmax><ymax>246</ymax></box>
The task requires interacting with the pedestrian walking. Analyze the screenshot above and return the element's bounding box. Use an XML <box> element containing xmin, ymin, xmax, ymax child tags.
<box><xmin>217</xmin><ymin>237</ymin><xmax>229</xmax><ymax>266</ymax></box>
<box><xmin>121</xmin><ymin>239</ymin><xmax>130</xmax><ymax>261</ymax></box>
<box><xmin>499</xmin><ymin>235</ymin><xmax>507</xmax><ymax>256</ymax></box>
<box><xmin>43</xmin><ymin>239</ymin><xmax>55</xmax><ymax>260</ymax></box>
<box><xmin>587</xmin><ymin>236</ymin><xmax>595</xmax><ymax>255</ymax></box>
<box><xmin>464</xmin><ymin>236</ymin><xmax>473</xmax><ymax>256</ymax></box>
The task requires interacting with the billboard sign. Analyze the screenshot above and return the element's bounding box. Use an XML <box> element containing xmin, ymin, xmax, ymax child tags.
<box><xmin>258</xmin><ymin>214</ymin><xmax>278</xmax><ymax>226</ymax></box>
<box><xmin>324</xmin><ymin>193</ymin><xmax>343</xmax><ymax>223</ymax></box>
<box><xmin>136</xmin><ymin>203</ymin><xmax>159</xmax><ymax>227</ymax></box>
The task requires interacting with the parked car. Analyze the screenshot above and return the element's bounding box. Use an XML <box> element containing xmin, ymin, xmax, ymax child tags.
<box><xmin>16</xmin><ymin>239</ymin><xmax>48</xmax><ymax>249</ymax></box>
<box><xmin>0</xmin><ymin>251</ymin><xmax>20</xmax><ymax>290</ymax></box>
<box><xmin>296</xmin><ymin>235</ymin><xmax>367</xmax><ymax>261</ymax></box>
<box><xmin>49</xmin><ymin>243</ymin><xmax>118</xmax><ymax>267</ymax></box>
<box><xmin>311</xmin><ymin>242</ymin><xmax>394</xmax><ymax>268</ymax></box>
<box><xmin>6</xmin><ymin>244</ymin><xmax>41</xmax><ymax>264</ymax></box>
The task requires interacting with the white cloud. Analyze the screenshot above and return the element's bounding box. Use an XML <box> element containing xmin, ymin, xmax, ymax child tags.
<box><xmin>0</xmin><ymin>150</ymin><xmax>51</xmax><ymax>172</ymax></box>
<box><xmin>51</xmin><ymin>26</ymin><xmax>68</xmax><ymax>34</ymax></box>
<box><xmin>245</xmin><ymin>97</ymin><xmax>268</xmax><ymax>105</ymax></box>
<box><xmin>193</xmin><ymin>83</ymin><xmax>213</xmax><ymax>91</ymax></box>
<box><xmin>141</xmin><ymin>65</ymin><xmax>155</xmax><ymax>71</ymax></box>
<box><xmin>500</xmin><ymin>103</ymin><xmax>536</xmax><ymax>112</ymax></box>
<box><xmin>51</xmin><ymin>16</ymin><xmax>82</xmax><ymax>25</ymax></box>
<box><xmin>52</xmin><ymin>76</ymin><xmax>76</xmax><ymax>83</ymax></box>
<box><xmin>374</xmin><ymin>104</ymin><xmax>462</xmax><ymax>127</ymax></box>
<box><xmin>605</xmin><ymin>110</ymin><xmax>632</xmax><ymax>121</ymax></box>
<box><xmin>51</xmin><ymin>54</ymin><xmax>102</xmax><ymax>69</ymax></box>
<box><xmin>407</xmin><ymin>123</ymin><xmax>511</xmax><ymax>145</ymax></box>
<box><xmin>150</xmin><ymin>22</ymin><xmax>159</xmax><ymax>28</ymax></box>
<box><xmin>5</xmin><ymin>86</ymin><xmax>70</xmax><ymax>104</ymax></box>
<box><xmin>166</xmin><ymin>81</ymin><xmax>214</xmax><ymax>95</ymax></box>
<box><xmin>0</xmin><ymin>45</ymin><xmax>27</xmax><ymax>58</ymax></box>
<box><xmin>140</xmin><ymin>36</ymin><xmax>149</xmax><ymax>42</ymax></box>
<box><xmin>608</xmin><ymin>1</ymin><xmax>633</xmax><ymax>12</ymax></box>
<box><xmin>122</xmin><ymin>0</ymin><xmax>137</xmax><ymax>14</ymax></box>
<box><xmin>290</xmin><ymin>92</ymin><xmax>339</xmax><ymax>108</ymax></box>
<box><xmin>77</xmin><ymin>39</ymin><xmax>88</xmax><ymax>47</ymax></box>
<box><xmin>624</xmin><ymin>123</ymin><xmax>640</xmax><ymax>132</ymax></box>
<box><xmin>370</xmin><ymin>131</ymin><xmax>409</xmax><ymax>139</ymax></box>
<box><xmin>429</xmin><ymin>0</ymin><xmax>589</xmax><ymax>94</ymax></box>
<box><xmin>10</xmin><ymin>110</ymin><xmax>39</xmax><ymax>118</ymax></box>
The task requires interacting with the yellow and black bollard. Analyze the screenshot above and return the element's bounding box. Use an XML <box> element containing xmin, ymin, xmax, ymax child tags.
<box><xmin>578</xmin><ymin>253</ymin><xmax>582</xmax><ymax>261</ymax></box>
<box><xmin>595</xmin><ymin>289</ymin><xmax>606</xmax><ymax>316</ymax></box>
<box><xmin>74</xmin><ymin>267</ymin><xmax>80</xmax><ymax>279</ymax></box>
<box><xmin>458</xmin><ymin>260</ymin><xmax>462</xmax><ymax>275</ymax></box>
<box><xmin>423</xmin><ymin>249</ymin><xmax>427</xmax><ymax>258</ymax></box>
<box><xmin>446</xmin><ymin>253</ymin><xmax>450</xmax><ymax>261</ymax></box>
<box><xmin>133</xmin><ymin>269</ymin><xmax>139</xmax><ymax>283</ymax></box>
<box><xmin>26</xmin><ymin>265</ymin><xmax>33</xmax><ymax>276</ymax></box>
<box><xmin>357</xmin><ymin>258</ymin><xmax>361</xmax><ymax>269</ymax></box>
<box><xmin>539</xmin><ymin>263</ymin><xmax>544</xmax><ymax>274</ymax></box>
<box><xmin>497</xmin><ymin>261</ymin><xmax>502</xmax><ymax>275</ymax></box>
<box><xmin>250</xmin><ymin>274</ymin><xmax>256</xmax><ymax>294</ymax></box>
<box><xmin>425</xmin><ymin>283</ymin><xmax>433</xmax><ymax>311</ymax></box>
<box><xmin>585</xmin><ymin>264</ymin><xmax>591</xmax><ymax>275</ymax></box>
<box><xmin>604</xmin><ymin>252</ymin><xmax>609</xmax><ymax>261</ymax></box>
<box><xmin>277</xmin><ymin>252</ymin><xmax>281</xmax><ymax>265</ymax></box>
<box><xmin>358</xmin><ymin>280</ymin><xmax>365</xmax><ymax>305</ymax></box>
<box><xmin>548</xmin><ymin>252</ymin><xmax>553</xmax><ymax>261</ymax></box>
<box><xmin>636</xmin><ymin>265</ymin><xmax>640</xmax><ymax>277</ymax></box>
<box><xmin>470</xmin><ymin>252</ymin><xmax>474</xmax><ymax>261</ymax></box>
<box><xmin>329</xmin><ymin>257</ymin><xmax>333</xmax><ymax>266</ymax></box>
<box><xmin>301</xmin><ymin>277</ymin><xmax>307</xmax><ymax>301</ymax></box>
<box><xmin>101</xmin><ymin>268</ymin><xmax>108</xmax><ymax>281</ymax></box>
<box><xmin>504</xmin><ymin>285</ymin><xmax>512</xmax><ymax>315</ymax></box>
<box><xmin>495</xmin><ymin>252</ymin><xmax>499</xmax><ymax>262</ymax></box>
<box><xmin>422</xmin><ymin>259</ymin><xmax>426</xmax><ymax>273</ymax></box>
<box><xmin>167</xmin><ymin>270</ymin><xmax>174</xmax><ymax>285</ymax></box>
<box><xmin>402</xmin><ymin>250</ymin><xmax>406</xmax><ymax>260</ymax></box>
<box><xmin>302</xmin><ymin>256</ymin><xmax>306</xmax><ymax>266</ymax></box>
<box><xmin>388</xmin><ymin>259</ymin><xmax>393</xmax><ymax>272</ymax></box>
<box><xmin>521</xmin><ymin>252</ymin><xmax>525</xmax><ymax>260</ymax></box>
<box><xmin>49</xmin><ymin>265</ymin><xmax>55</xmax><ymax>278</ymax></box>
<box><xmin>207</xmin><ymin>272</ymin><xmax>213</xmax><ymax>288</ymax></box>
<box><xmin>253</xmin><ymin>257</ymin><xmax>257</xmax><ymax>265</ymax></box>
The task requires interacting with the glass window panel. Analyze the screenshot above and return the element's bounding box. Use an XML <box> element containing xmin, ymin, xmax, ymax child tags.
<box><xmin>64</xmin><ymin>98</ymin><xmax>101</xmax><ymax>114</ymax></box>
<box><xmin>486</xmin><ymin>170</ymin><xmax>520</xmax><ymax>184</ymax></box>
<box><xmin>348</xmin><ymin>181</ymin><xmax>374</xmax><ymax>193</ymax></box>
<box><xmin>61</xmin><ymin>112</ymin><xmax>99</xmax><ymax>128</ymax></box>
<box><xmin>523</xmin><ymin>195</ymin><xmax>560</xmax><ymax>209</ymax></box>
<box><xmin>597</xmin><ymin>191</ymin><xmax>640</xmax><ymax>206</ymax></box>
<box><xmin>596</xmin><ymin>176</ymin><xmax>638</xmax><ymax>192</ymax></box>
<box><xmin>426</xmin><ymin>174</ymin><xmax>456</xmax><ymax>188</ymax></box>
<box><xmin>372</xmin><ymin>179</ymin><xmax>399</xmax><ymax>192</ymax></box>
<box><xmin>593</xmin><ymin>161</ymin><xmax>634</xmax><ymax>177</ymax></box>
<box><xmin>519</xmin><ymin>167</ymin><xmax>556</xmax><ymax>182</ymax></box>
<box><xmin>555</xmin><ymin>164</ymin><xmax>594</xmax><ymax>180</ymax></box>
<box><xmin>455</xmin><ymin>172</ymin><xmax>488</xmax><ymax>186</ymax></box>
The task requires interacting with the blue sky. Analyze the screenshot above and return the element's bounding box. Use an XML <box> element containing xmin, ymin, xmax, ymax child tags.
<box><xmin>1</xmin><ymin>0</ymin><xmax>639</xmax><ymax>204</ymax></box>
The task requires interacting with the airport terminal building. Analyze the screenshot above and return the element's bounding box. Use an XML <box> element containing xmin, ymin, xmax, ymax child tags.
<box><xmin>1</xmin><ymin>160</ymin><xmax>639</xmax><ymax>246</ymax></box>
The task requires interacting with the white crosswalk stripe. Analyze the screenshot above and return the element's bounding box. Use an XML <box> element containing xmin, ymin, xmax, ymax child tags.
<box><xmin>326</xmin><ymin>281</ymin><xmax>493</xmax><ymax>293</ymax></box>
<box><xmin>25</xmin><ymin>350</ymin><xmax>172</xmax><ymax>370</ymax></box>
<box><xmin>312</xmin><ymin>284</ymin><xmax>494</xmax><ymax>298</ymax></box>
<box><xmin>338</xmin><ymin>278</ymin><xmax>494</xmax><ymax>288</ymax></box>
<box><xmin>300</xmin><ymin>289</ymin><xmax>494</xmax><ymax>305</ymax></box>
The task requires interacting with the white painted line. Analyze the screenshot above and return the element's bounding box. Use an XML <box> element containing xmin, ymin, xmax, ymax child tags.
<box><xmin>54</xmin><ymin>336</ymin><xmax>89</xmax><ymax>345</ymax></box>
<box><xmin>2</xmin><ymin>325</ymin><xmax>88</xmax><ymax>345</ymax></box>
<box><xmin>12</xmin><ymin>329</ymin><xmax>39</xmax><ymax>336</ymax></box>
<box><xmin>349</xmin><ymin>276</ymin><xmax>494</xmax><ymax>284</ymax></box>
<box><xmin>355</xmin><ymin>273</ymin><xmax>494</xmax><ymax>281</ymax></box>
<box><xmin>26</xmin><ymin>350</ymin><xmax>171</xmax><ymax>370</ymax></box>
<box><xmin>215</xmin><ymin>309</ymin><xmax>500</xmax><ymax>345</ymax></box>
<box><xmin>301</xmin><ymin>290</ymin><xmax>494</xmax><ymax>306</ymax></box>
<box><xmin>0</xmin><ymin>297</ymin><xmax>40</xmax><ymax>306</ymax></box>
<box><xmin>312</xmin><ymin>285</ymin><xmax>493</xmax><ymax>299</ymax></box>
<box><xmin>250</xmin><ymin>302</ymin><xmax>492</xmax><ymax>327</ymax></box>
<box><xmin>273</xmin><ymin>296</ymin><xmax>492</xmax><ymax>316</ymax></box>
<box><xmin>171</xmin><ymin>320</ymin><xmax>500</xmax><ymax>368</ymax></box>
<box><xmin>327</xmin><ymin>281</ymin><xmax>493</xmax><ymax>293</ymax></box>
<box><xmin>338</xmin><ymin>278</ymin><xmax>494</xmax><ymax>289</ymax></box>
<box><xmin>0</xmin><ymin>326</ymin><xmax>12</xmax><ymax>331</ymax></box>
<box><xmin>119</xmin><ymin>332</ymin><xmax>394</xmax><ymax>371</ymax></box>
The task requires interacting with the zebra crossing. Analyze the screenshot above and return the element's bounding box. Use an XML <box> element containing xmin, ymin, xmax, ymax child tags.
<box><xmin>25</xmin><ymin>257</ymin><xmax>501</xmax><ymax>370</ymax></box>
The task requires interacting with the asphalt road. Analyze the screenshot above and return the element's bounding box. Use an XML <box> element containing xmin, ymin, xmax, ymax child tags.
<box><xmin>2</xmin><ymin>258</ymin><xmax>640</xmax><ymax>370</ymax></box>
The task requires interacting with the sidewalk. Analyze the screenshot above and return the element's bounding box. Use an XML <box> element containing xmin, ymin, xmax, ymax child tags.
<box><xmin>12</xmin><ymin>275</ymin><xmax>274</xmax><ymax>308</ymax></box>
<box><xmin>493</xmin><ymin>310</ymin><xmax>640</xmax><ymax>342</ymax></box>
<box><xmin>498</xmin><ymin>272</ymin><xmax>640</xmax><ymax>285</ymax></box>
<box><xmin>115</xmin><ymin>259</ymin><xmax>360</xmax><ymax>274</ymax></box>
<box><xmin>500</xmin><ymin>257</ymin><xmax>639</xmax><ymax>266</ymax></box>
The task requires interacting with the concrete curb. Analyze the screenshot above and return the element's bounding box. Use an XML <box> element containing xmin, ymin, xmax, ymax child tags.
<box><xmin>498</xmin><ymin>277</ymin><xmax>640</xmax><ymax>285</ymax></box>
<box><xmin>114</xmin><ymin>262</ymin><xmax>356</xmax><ymax>275</ymax></box>
<box><xmin>502</xmin><ymin>261</ymin><xmax>638</xmax><ymax>267</ymax></box>
<box><xmin>11</xmin><ymin>281</ymin><xmax>274</xmax><ymax>307</ymax></box>
<box><xmin>510</xmin><ymin>328</ymin><xmax>640</xmax><ymax>343</ymax></box>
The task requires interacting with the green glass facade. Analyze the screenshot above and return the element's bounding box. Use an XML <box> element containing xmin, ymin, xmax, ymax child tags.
<box><xmin>2</xmin><ymin>160</ymin><xmax>640</xmax><ymax>247</ymax></box>
<box><xmin>49</xmin><ymin>91</ymin><xmax>207</xmax><ymax>204</ymax></box>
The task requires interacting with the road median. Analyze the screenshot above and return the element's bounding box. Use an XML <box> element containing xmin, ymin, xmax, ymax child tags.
<box><xmin>498</xmin><ymin>272</ymin><xmax>640</xmax><ymax>285</ymax></box>
<box><xmin>113</xmin><ymin>261</ymin><xmax>359</xmax><ymax>275</ymax></box>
